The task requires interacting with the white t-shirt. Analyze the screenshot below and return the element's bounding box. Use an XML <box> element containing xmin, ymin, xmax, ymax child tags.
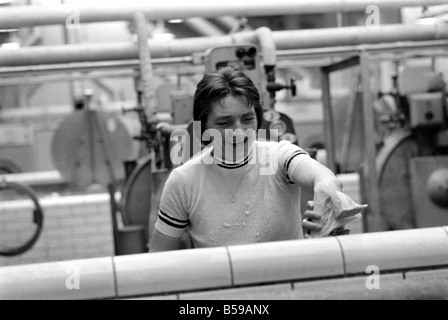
<box><xmin>154</xmin><ymin>140</ymin><xmax>311</xmax><ymax>248</ymax></box>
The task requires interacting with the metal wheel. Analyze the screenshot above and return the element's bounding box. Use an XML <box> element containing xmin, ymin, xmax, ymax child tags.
<box><xmin>375</xmin><ymin>130</ymin><xmax>419</xmax><ymax>230</ymax></box>
<box><xmin>120</xmin><ymin>154</ymin><xmax>172</xmax><ymax>243</ymax></box>
<box><xmin>0</xmin><ymin>181</ymin><xmax>44</xmax><ymax>257</ymax></box>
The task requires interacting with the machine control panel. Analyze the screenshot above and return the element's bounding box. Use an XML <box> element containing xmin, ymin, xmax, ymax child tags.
<box><xmin>408</xmin><ymin>93</ymin><xmax>446</xmax><ymax>129</ymax></box>
<box><xmin>204</xmin><ymin>44</ymin><xmax>269</xmax><ymax>108</ymax></box>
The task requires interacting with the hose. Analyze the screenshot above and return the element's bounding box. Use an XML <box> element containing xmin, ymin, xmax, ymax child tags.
<box><xmin>0</xmin><ymin>181</ymin><xmax>44</xmax><ymax>257</ymax></box>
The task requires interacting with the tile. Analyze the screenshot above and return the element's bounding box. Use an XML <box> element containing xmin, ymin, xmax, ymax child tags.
<box><xmin>121</xmin><ymin>295</ymin><xmax>178</xmax><ymax>300</ymax></box>
<box><xmin>179</xmin><ymin>283</ymin><xmax>293</xmax><ymax>300</ymax></box>
<box><xmin>403</xmin><ymin>269</ymin><xmax>448</xmax><ymax>299</ymax></box>
<box><xmin>0</xmin><ymin>257</ymin><xmax>116</xmax><ymax>300</ymax></box>
<box><xmin>114</xmin><ymin>248</ymin><xmax>232</xmax><ymax>298</ymax></box>
<box><xmin>292</xmin><ymin>273</ymin><xmax>404</xmax><ymax>300</ymax></box>
<box><xmin>443</xmin><ymin>226</ymin><xmax>448</xmax><ymax>237</ymax></box>
<box><xmin>338</xmin><ymin>227</ymin><xmax>448</xmax><ymax>275</ymax></box>
<box><xmin>228</xmin><ymin>238</ymin><xmax>344</xmax><ymax>286</ymax></box>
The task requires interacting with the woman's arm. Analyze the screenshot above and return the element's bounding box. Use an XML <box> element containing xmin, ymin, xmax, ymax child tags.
<box><xmin>291</xmin><ymin>157</ymin><xmax>346</xmax><ymax>236</ymax></box>
<box><xmin>290</xmin><ymin>157</ymin><xmax>342</xmax><ymax>192</ymax></box>
<box><xmin>149</xmin><ymin>229</ymin><xmax>183</xmax><ymax>252</ymax></box>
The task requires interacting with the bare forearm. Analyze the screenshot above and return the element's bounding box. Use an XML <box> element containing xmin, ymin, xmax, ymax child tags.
<box><xmin>291</xmin><ymin>157</ymin><xmax>342</xmax><ymax>192</ymax></box>
<box><xmin>149</xmin><ymin>229</ymin><xmax>182</xmax><ymax>252</ymax></box>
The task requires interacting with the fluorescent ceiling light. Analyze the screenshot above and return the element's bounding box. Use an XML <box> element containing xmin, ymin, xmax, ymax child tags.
<box><xmin>167</xmin><ymin>19</ymin><xmax>184</xmax><ymax>24</ymax></box>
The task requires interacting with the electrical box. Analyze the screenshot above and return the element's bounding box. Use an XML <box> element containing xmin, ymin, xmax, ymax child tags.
<box><xmin>398</xmin><ymin>67</ymin><xmax>444</xmax><ymax>94</ymax></box>
<box><xmin>204</xmin><ymin>44</ymin><xmax>270</xmax><ymax>108</ymax></box>
<box><xmin>408</xmin><ymin>93</ymin><xmax>445</xmax><ymax>129</ymax></box>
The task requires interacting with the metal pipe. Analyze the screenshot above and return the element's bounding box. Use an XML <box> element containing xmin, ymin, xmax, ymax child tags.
<box><xmin>0</xmin><ymin>72</ymin><xmax>136</xmax><ymax>86</ymax></box>
<box><xmin>360</xmin><ymin>53</ymin><xmax>384</xmax><ymax>232</ymax></box>
<box><xmin>134</xmin><ymin>13</ymin><xmax>157</xmax><ymax>122</ymax></box>
<box><xmin>0</xmin><ymin>57</ymin><xmax>195</xmax><ymax>75</ymax></box>
<box><xmin>255</xmin><ymin>27</ymin><xmax>276</xmax><ymax>66</ymax></box>
<box><xmin>321</xmin><ymin>69</ymin><xmax>337</xmax><ymax>173</ymax></box>
<box><xmin>276</xmin><ymin>39</ymin><xmax>448</xmax><ymax>60</ymax></box>
<box><xmin>4</xmin><ymin>38</ymin><xmax>447</xmax><ymax>85</ymax></box>
<box><xmin>184</xmin><ymin>18</ymin><xmax>225</xmax><ymax>37</ymax></box>
<box><xmin>1</xmin><ymin>23</ymin><xmax>448</xmax><ymax>67</ymax></box>
<box><xmin>214</xmin><ymin>16</ymin><xmax>253</xmax><ymax>32</ymax></box>
<box><xmin>0</xmin><ymin>0</ymin><xmax>446</xmax><ymax>29</ymax></box>
<box><xmin>271</xmin><ymin>22</ymin><xmax>448</xmax><ymax>50</ymax></box>
<box><xmin>2</xmin><ymin>40</ymin><xmax>448</xmax><ymax>77</ymax></box>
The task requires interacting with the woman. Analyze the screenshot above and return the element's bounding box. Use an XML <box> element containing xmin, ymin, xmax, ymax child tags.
<box><xmin>149</xmin><ymin>67</ymin><xmax>349</xmax><ymax>252</ymax></box>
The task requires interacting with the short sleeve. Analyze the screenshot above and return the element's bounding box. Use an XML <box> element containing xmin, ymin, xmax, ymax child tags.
<box><xmin>154</xmin><ymin>170</ymin><xmax>190</xmax><ymax>238</ymax></box>
<box><xmin>277</xmin><ymin>141</ymin><xmax>311</xmax><ymax>184</ymax></box>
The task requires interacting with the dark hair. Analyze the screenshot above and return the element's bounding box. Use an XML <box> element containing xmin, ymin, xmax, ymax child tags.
<box><xmin>193</xmin><ymin>67</ymin><xmax>263</xmax><ymax>142</ymax></box>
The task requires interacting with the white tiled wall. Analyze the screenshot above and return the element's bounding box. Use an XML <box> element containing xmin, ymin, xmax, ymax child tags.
<box><xmin>0</xmin><ymin>194</ymin><xmax>114</xmax><ymax>267</ymax></box>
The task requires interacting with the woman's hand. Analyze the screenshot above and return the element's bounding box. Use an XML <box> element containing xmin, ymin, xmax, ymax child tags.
<box><xmin>302</xmin><ymin>201</ymin><xmax>322</xmax><ymax>237</ymax></box>
<box><xmin>302</xmin><ymin>201</ymin><xmax>351</xmax><ymax>238</ymax></box>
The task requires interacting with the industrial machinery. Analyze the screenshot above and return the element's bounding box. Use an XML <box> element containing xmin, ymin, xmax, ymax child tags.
<box><xmin>51</xmin><ymin>89</ymin><xmax>134</xmax><ymax>191</ymax></box>
<box><xmin>320</xmin><ymin>45</ymin><xmax>448</xmax><ymax>232</ymax></box>
<box><xmin>375</xmin><ymin>65</ymin><xmax>448</xmax><ymax>231</ymax></box>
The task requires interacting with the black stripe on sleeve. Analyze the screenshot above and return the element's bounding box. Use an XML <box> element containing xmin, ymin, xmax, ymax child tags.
<box><xmin>158</xmin><ymin>210</ymin><xmax>189</xmax><ymax>228</ymax></box>
<box><xmin>158</xmin><ymin>214</ymin><xmax>189</xmax><ymax>229</ymax></box>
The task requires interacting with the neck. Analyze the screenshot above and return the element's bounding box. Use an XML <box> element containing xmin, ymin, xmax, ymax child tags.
<box><xmin>212</xmin><ymin>143</ymin><xmax>255</xmax><ymax>169</ymax></box>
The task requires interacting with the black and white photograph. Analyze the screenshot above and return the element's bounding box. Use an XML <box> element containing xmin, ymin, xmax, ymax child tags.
<box><xmin>0</xmin><ymin>0</ymin><xmax>447</xmax><ymax>303</ymax></box>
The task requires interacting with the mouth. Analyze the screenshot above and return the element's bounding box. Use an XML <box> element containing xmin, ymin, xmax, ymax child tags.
<box><xmin>230</xmin><ymin>137</ymin><xmax>248</xmax><ymax>147</ymax></box>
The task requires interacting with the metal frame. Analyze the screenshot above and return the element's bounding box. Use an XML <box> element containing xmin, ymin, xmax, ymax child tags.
<box><xmin>320</xmin><ymin>40</ymin><xmax>448</xmax><ymax>232</ymax></box>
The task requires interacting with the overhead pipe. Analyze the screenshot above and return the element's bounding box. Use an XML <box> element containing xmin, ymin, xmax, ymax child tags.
<box><xmin>1</xmin><ymin>23</ymin><xmax>448</xmax><ymax>67</ymax></box>
<box><xmin>271</xmin><ymin>22</ymin><xmax>448</xmax><ymax>50</ymax></box>
<box><xmin>133</xmin><ymin>12</ymin><xmax>157</xmax><ymax>123</ymax></box>
<box><xmin>254</xmin><ymin>27</ymin><xmax>277</xmax><ymax>109</ymax></box>
<box><xmin>4</xmin><ymin>37</ymin><xmax>447</xmax><ymax>86</ymax></box>
<box><xmin>184</xmin><ymin>18</ymin><xmax>225</xmax><ymax>37</ymax></box>
<box><xmin>3</xmin><ymin>40</ymin><xmax>448</xmax><ymax>78</ymax></box>
<box><xmin>0</xmin><ymin>0</ymin><xmax>446</xmax><ymax>29</ymax></box>
<box><xmin>213</xmin><ymin>16</ymin><xmax>253</xmax><ymax>33</ymax></box>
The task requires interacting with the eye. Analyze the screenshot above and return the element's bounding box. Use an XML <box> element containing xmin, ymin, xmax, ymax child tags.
<box><xmin>243</xmin><ymin>117</ymin><xmax>255</xmax><ymax>123</ymax></box>
<box><xmin>216</xmin><ymin>121</ymin><xmax>230</xmax><ymax>127</ymax></box>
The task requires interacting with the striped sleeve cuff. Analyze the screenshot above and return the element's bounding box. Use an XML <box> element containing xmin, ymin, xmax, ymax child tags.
<box><xmin>154</xmin><ymin>210</ymin><xmax>189</xmax><ymax>238</ymax></box>
<box><xmin>285</xmin><ymin>151</ymin><xmax>310</xmax><ymax>184</ymax></box>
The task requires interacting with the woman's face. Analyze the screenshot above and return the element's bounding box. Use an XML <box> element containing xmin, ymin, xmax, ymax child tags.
<box><xmin>205</xmin><ymin>95</ymin><xmax>258</xmax><ymax>160</ymax></box>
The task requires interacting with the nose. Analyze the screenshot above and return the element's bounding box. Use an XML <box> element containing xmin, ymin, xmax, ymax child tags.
<box><xmin>228</xmin><ymin>128</ymin><xmax>244</xmax><ymax>143</ymax></box>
